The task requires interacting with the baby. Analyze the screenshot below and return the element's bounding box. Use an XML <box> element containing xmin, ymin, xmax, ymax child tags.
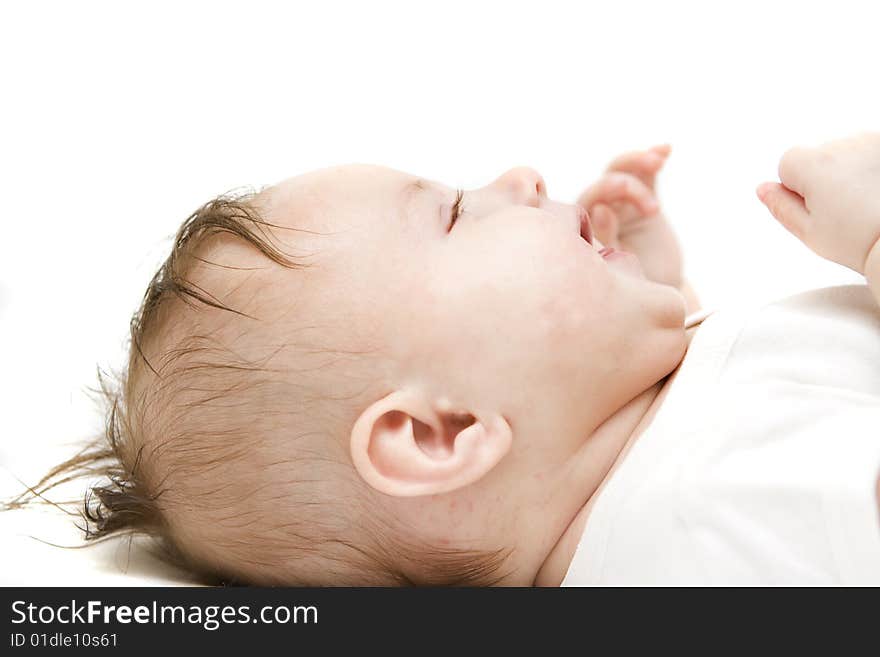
<box><xmin>22</xmin><ymin>134</ymin><xmax>880</xmax><ymax>585</ymax></box>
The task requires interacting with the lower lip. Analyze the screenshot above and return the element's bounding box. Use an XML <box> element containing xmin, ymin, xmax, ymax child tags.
<box><xmin>598</xmin><ymin>246</ymin><xmax>644</xmax><ymax>276</ymax></box>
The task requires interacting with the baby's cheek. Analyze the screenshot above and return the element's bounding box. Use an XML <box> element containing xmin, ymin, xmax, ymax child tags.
<box><xmin>534</xmin><ymin>287</ymin><xmax>577</xmax><ymax>344</ymax></box>
<box><xmin>532</xmin><ymin>257</ymin><xmax>603</xmax><ymax>343</ymax></box>
<box><xmin>423</xmin><ymin>231</ymin><xmax>597</xmax><ymax>360</ymax></box>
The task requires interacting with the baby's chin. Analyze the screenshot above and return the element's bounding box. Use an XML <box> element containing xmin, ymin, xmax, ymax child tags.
<box><xmin>635</xmin><ymin>275</ymin><xmax>688</xmax><ymax>332</ymax></box>
<box><xmin>642</xmin><ymin>289</ymin><xmax>689</xmax><ymax>379</ymax></box>
<box><xmin>604</xmin><ymin>261</ymin><xmax>684</xmax><ymax>335</ymax></box>
<box><xmin>664</xmin><ymin>286</ymin><xmax>688</xmax><ymax>330</ymax></box>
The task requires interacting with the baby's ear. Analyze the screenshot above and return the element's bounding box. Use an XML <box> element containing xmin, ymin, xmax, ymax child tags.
<box><xmin>349</xmin><ymin>390</ymin><xmax>512</xmax><ymax>497</ymax></box>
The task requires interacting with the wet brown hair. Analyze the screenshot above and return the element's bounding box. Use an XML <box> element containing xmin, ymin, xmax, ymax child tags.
<box><xmin>5</xmin><ymin>189</ymin><xmax>512</xmax><ymax>586</ymax></box>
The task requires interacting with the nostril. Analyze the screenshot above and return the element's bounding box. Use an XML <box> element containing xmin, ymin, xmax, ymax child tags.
<box><xmin>498</xmin><ymin>167</ymin><xmax>546</xmax><ymax>207</ymax></box>
<box><xmin>525</xmin><ymin>171</ymin><xmax>547</xmax><ymax>206</ymax></box>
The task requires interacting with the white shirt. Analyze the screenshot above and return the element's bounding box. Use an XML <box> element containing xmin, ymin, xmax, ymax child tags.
<box><xmin>562</xmin><ymin>284</ymin><xmax>880</xmax><ymax>586</ymax></box>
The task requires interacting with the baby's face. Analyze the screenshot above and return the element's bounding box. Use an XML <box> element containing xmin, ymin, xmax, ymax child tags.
<box><xmin>265</xmin><ymin>164</ymin><xmax>685</xmax><ymax>434</ymax></box>
<box><xmin>260</xmin><ymin>164</ymin><xmax>686</xmax><ymax>562</ymax></box>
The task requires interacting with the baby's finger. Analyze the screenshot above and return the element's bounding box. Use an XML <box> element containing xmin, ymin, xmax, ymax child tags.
<box><xmin>590</xmin><ymin>203</ymin><xmax>620</xmax><ymax>248</ymax></box>
<box><xmin>777</xmin><ymin>146</ymin><xmax>819</xmax><ymax>197</ymax></box>
<box><xmin>578</xmin><ymin>172</ymin><xmax>659</xmax><ymax>216</ymax></box>
<box><xmin>649</xmin><ymin>143</ymin><xmax>672</xmax><ymax>157</ymax></box>
<box><xmin>756</xmin><ymin>182</ymin><xmax>810</xmax><ymax>241</ymax></box>
<box><xmin>606</xmin><ymin>147</ymin><xmax>668</xmax><ymax>180</ymax></box>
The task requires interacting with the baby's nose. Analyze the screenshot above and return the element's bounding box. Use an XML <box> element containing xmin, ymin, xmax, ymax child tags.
<box><xmin>493</xmin><ymin>167</ymin><xmax>546</xmax><ymax>207</ymax></box>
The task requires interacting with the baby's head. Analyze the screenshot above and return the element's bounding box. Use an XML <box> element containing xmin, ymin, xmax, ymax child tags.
<box><xmin>82</xmin><ymin>164</ymin><xmax>687</xmax><ymax>585</ymax></box>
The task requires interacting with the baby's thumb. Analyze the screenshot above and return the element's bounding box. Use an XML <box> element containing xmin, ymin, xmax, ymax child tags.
<box><xmin>756</xmin><ymin>182</ymin><xmax>810</xmax><ymax>241</ymax></box>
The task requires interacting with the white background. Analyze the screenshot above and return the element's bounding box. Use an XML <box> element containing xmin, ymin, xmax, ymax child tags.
<box><xmin>0</xmin><ymin>0</ymin><xmax>877</xmax><ymax>581</ymax></box>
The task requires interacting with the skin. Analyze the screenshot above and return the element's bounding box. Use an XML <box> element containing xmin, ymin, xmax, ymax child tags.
<box><xmin>251</xmin><ymin>134</ymin><xmax>880</xmax><ymax>585</ymax></box>
<box><xmin>260</xmin><ymin>155</ymin><xmax>691</xmax><ymax>584</ymax></box>
<box><xmin>756</xmin><ymin>132</ymin><xmax>880</xmax><ymax>306</ymax></box>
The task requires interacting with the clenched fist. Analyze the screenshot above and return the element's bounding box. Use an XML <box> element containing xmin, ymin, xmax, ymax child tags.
<box><xmin>757</xmin><ymin>133</ymin><xmax>880</xmax><ymax>276</ymax></box>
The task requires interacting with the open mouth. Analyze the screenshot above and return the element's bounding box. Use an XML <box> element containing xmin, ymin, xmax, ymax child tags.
<box><xmin>577</xmin><ymin>206</ymin><xmax>593</xmax><ymax>246</ymax></box>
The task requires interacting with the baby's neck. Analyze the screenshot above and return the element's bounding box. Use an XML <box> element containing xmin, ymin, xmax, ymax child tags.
<box><xmin>532</xmin><ymin>325</ymin><xmax>698</xmax><ymax>586</ymax></box>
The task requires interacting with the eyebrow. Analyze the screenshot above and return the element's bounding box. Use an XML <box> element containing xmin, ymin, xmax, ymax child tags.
<box><xmin>402</xmin><ymin>178</ymin><xmax>430</xmax><ymax>201</ymax></box>
<box><xmin>401</xmin><ymin>178</ymin><xmax>445</xmax><ymax>226</ymax></box>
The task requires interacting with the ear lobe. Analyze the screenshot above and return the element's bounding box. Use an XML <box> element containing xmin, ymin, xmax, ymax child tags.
<box><xmin>350</xmin><ymin>390</ymin><xmax>512</xmax><ymax>497</ymax></box>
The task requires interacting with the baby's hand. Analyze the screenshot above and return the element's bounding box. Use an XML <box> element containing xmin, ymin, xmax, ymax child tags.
<box><xmin>757</xmin><ymin>133</ymin><xmax>880</xmax><ymax>275</ymax></box>
<box><xmin>577</xmin><ymin>145</ymin><xmax>684</xmax><ymax>288</ymax></box>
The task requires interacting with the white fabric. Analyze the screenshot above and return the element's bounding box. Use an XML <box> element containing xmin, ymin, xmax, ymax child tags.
<box><xmin>563</xmin><ymin>284</ymin><xmax>880</xmax><ymax>586</ymax></box>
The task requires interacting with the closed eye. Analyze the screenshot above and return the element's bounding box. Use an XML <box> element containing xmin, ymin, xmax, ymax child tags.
<box><xmin>448</xmin><ymin>189</ymin><xmax>465</xmax><ymax>232</ymax></box>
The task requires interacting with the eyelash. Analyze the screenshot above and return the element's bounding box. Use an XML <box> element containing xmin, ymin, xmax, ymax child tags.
<box><xmin>448</xmin><ymin>189</ymin><xmax>465</xmax><ymax>231</ymax></box>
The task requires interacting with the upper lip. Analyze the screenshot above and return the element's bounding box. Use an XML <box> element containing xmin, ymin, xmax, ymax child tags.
<box><xmin>577</xmin><ymin>206</ymin><xmax>593</xmax><ymax>245</ymax></box>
